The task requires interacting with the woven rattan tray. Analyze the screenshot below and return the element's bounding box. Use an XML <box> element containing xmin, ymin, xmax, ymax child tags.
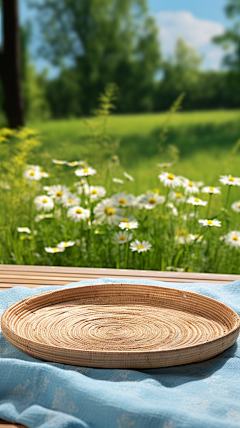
<box><xmin>2</xmin><ymin>283</ymin><xmax>240</xmax><ymax>368</ymax></box>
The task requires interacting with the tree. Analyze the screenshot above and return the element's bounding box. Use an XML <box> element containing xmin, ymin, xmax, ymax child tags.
<box><xmin>0</xmin><ymin>0</ymin><xmax>25</xmax><ymax>128</ymax></box>
<box><xmin>28</xmin><ymin>0</ymin><xmax>161</xmax><ymax>115</ymax></box>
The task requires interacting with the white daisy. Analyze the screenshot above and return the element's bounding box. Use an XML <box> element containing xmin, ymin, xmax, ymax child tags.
<box><xmin>196</xmin><ymin>181</ymin><xmax>204</xmax><ymax>188</ymax></box>
<box><xmin>41</xmin><ymin>172</ymin><xmax>49</xmax><ymax>178</ymax></box>
<box><xmin>47</xmin><ymin>185</ymin><xmax>69</xmax><ymax>203</ymax></box>
<box><xmin>182</xmin><ymin>180</ymin><xmax>199</xmax><ymax>195</ymax></box>
<box><xmin>119</xmin><ymin>215</ymin><xmax>136</xmax><ymax>224</ymax></box>
<box><xmin>231</xmin><ymin>201</ymin><xmax>240</xmax><ymax>213</ymax></box>
<box><xmin>224</xmin><ymin>231</ymin><xmax>240</xmax><ymax>248</ymax></box>
<box><xmin>166</xmin><ymin>202</ymin><xmax>178</xmax><ymax>216</ymax></box>
<box><xmin>67</xmin><ymin>206</ymin><xmax>90</xmax><ymax>222</ymax></box>
<box><xmin>138</xmin><ymin>193</ymin><xmax>165</xmax><ymax>210</ymax></box>
<box><xmin>130</xmin><ymin>239</ymin><xmax>152</xmax><ymax>253</ymax></box>
<box><xmin>45</xmin><ymin>246</ymin><xmax>65</xmax><ymax>253</ymax></box>
<box><xmin>158</xmin><ymin>172</ymin><xmax>182</xmax><ymax>188</ymax></box>
<box><xmin>34</xmin><ymin>195</ymin><xmax>54</xmax><ymax>211</ymax></box>
<box><xmin>112</xmin><ymin>192</ymin><xmax>137</xmax><ymax>207</ymax></box>
<box><xmin>112</xmin><ymin>178</ymin><xmax>124</xmax><ymax>184</ymax></box>
<box><xmin>66</xmin><ymin>161</ymin><xmax>84</xmax><ymax>167</ymax></box>
<box><xmin>201</xmin><ymin>186</ymin><xmax>221</xmax><ymax>195</ymax></box>
<box><xmin>219</xmin><ymin>175</ymin><xmax>240</xmax><ymax>186</ymax></box>
<box><xmin>35</xmin><ymin>214</ymin><xmax>54</xmax><ymax>222</ymax></box>
<box><xmin>157</xmin><ymin>162</ymin><xmax>172</xmax><ymax>168</ymax></box>
<box><xmin>52</xmin><ymin>159</ymin><xmax>66</xmax><ymax>165</ymax></box>
<box><xmin>75</xmin><ymin>167</ymin><xmax>96</xmax><ymax>177</ymax></box>
<box><xmin>62</xmin><ymin>192</ymin><xmax>80</xmax><ymax>208</ymax></box>
<box><xmin>112</xmin><ymin>231</ymin><xmax>133</xmax><ymax>244</ymax></box>
<box><xmin>79</xmin><ymin>184</ymin><xmax>106</xmax><ymax>201</ymax></box>
<box><xmin>174</xmin><ymin>231</ymin><xmax>193</xmax><ymax>245</ymax></box>
<box><xmin>198</xmin><ymin>219</ymin><xmax>221</xmax><ymax>227</ymax></box>
<box><xmin>57</xmin><ymin>241</ymin><xmax>75</xmax><ymax>248</ymax></box>
<box><xmin>119</xmin><ymin>221</ymin><xmax>139</xmax><ymax>230</ymax></box>
<box><xmin>169</xmin><ymin>191</ymin><xmax>186</xmax><ymax>203</ymax></box>
<box><xmin>187</xmin><ymin>197</ymin><xmax>208</xmax><ymax>207</ymax></box>
<box><xmin>123</xmin><ymin>171</ymin><xmax>134</xmax><ymax>181</ymax></box>
<box><xmin>24</xmin><ymin>166</ymin><xmax>42</xmax><ymax>181</ymax></box>
<box><xmin>17</xmin><ymin>227</ymin><xmax>31</xmax><ymax>234</ymax></box>
<box><xmin>94</xmin><ymin>199</ymin><xmax>123</xmax><ymax>225</ymax></box>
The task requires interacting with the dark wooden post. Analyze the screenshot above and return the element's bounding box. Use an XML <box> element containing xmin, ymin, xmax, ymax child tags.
<box><xmin>0</xmin><ymin>0</ymin><xmax>25</xmax><ymax>128</ymax></box>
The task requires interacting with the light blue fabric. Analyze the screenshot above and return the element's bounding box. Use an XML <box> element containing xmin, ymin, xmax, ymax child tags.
<box><xmin>1</xmin><ymin>277</ymin><xmax>240</xmax><ymax>428</ymax></box>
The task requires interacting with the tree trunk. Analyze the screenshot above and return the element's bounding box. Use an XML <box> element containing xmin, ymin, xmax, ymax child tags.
<box><xmin>0</xmin><ymin>0</ymin><xmax>25</xmax><ymax>128</ymax></box>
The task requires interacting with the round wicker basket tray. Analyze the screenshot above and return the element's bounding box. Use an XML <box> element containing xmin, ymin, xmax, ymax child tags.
<box><xmin>2</xmin><ymin>283</ymin><xmax>240</xmax><ymax>368</ymax></box>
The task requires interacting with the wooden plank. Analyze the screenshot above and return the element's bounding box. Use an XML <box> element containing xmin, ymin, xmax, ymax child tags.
<box><xmin>0</xmin><ymin>421</ymin><xmax>26</xmax><ymax>428</ymax></box>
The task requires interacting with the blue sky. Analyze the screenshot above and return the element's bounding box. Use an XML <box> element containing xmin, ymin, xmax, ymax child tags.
<box><xmin>18</xmin><ymin>0</ymin><xmax>230</xmax><ymax>75</ymax></box>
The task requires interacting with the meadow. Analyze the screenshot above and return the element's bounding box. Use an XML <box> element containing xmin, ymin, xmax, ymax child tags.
<box><xmin>1</xmin><ymin>109</ymin><xmax>240</xmax><ymax>273</ymax></box>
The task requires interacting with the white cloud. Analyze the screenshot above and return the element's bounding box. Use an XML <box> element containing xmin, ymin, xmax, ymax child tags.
<box><xmin>155</xmin><ymin>11</ymin><xmax>225</xmax><ymax>70</ymax></box>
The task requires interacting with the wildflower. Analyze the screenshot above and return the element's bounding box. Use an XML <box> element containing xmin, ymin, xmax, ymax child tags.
<box><xmin>119</xmin><ymin>221</ymin><xmax>139</xmax><ymax>230</ymax></box>
<box><xmin>231</xmin><ymin>201</ymin><xmax>240</xmax><ymax>213</ymax></box>
<box><xmin>41</xmin><ymin>172</ymin><xmax>49</xmax><ymax>178</ymax></box>
<box><xmin>57</xmin><ymin>241</ymin><xmax>75</xmax><ymax>248</ymax></box>
<box><xmin>196</xmin><ymin>181</ymin><xmax>204</xmax><ymax>188</ymax></box>
<box><xmin>130</xmin><ymin>239</ymin><xmax>152</xmax><ymax>253</ymax></box>
<box><xmin>158</xmin><ymin>172</ymin><xmax>182</xmax><ymax>188</ymax></box>
<box><xmin>224</xmin><ymin>231</ymin><xmax>240</xmax><ymax>248</ymax></box>
<box><xmin>198</xmin><ymin>219</ymin><xmax>221</xmax><ymax>227</ymax></box>
<box><xmin>112</xmin><ymin>231</ymin><xmax>133</xmax><ymax>244</ymax></box>
<box><xmin>112</xmin><ymin>178</ymin><xmax>124</xmax><ymax>184</ymax></box>
<box><xmin>67</xmin><ymin>206</ymin><xmax>90</xmax><ymax>222</ymax></box>
<box><xmin>79</xmin><ymin>184</ymin><xmax>106</xmax><ymax>201</ymax></box>
<box><xmin>120</xmin><ymin>216</ymin><xmax>136</xmax><ymax>224</ymax></box>
<box><xmin>175</xmin><ymin>230</ymin><xmax>193</xmax><ymax>245</ymax></box>
<box><xmin>47</xmin><ymin>185</ymin><xmax>69</xmax><ymax>203</ymax></box>
<box><xmin>138</xmin><ymin>193</ymin><xmax>165</xmax><ymax>210</ymax></box>
<box><xmin>17</xmin><ymin>227</ymin><xmax>31</xmax><ymax>234</ymax></box>
<box><xmin>187</xmin><ymin>197</ymin><xmax>207</xmax><ymax>207</ymax></box>
<box><xmin>169</xmin><ymin>191</ymin><xmax>186</xmax><ymax>203</ymax></box>
<box><xmin>24</xmin><ymin>166</ymin><xmax>42</xmax><ymax>181</ymax></box>
<box><xmin>34</xmin><ymin>195</ymin><xmax>54</xmax><ymax>211</ymax></box>
<box><xmin>157</xmin><ymin>162</ymin><xmax>172</xmax><ymax>168</ymax></box>
<box><xmin>201</xmin><ymin>186</ymin><xmax>221</xmax><ymax>195</ymax></box>
<box><xmin>219</xmin><ymin>175</ymin><xmax>240</xmax><ymax>186</ymax></box>
<box><xmin>166</xmin><ymin>202</ymin><xmax>178</xmax><ymax>216</ymax></box>
<box><xmin>111</xmin><ymin>155</ymin><xmax>119</xmax><ymax>163</ymax></box>
<box><xmin>62</xmin><ymin>192</ymin><xmax>80</xmax><ymax>208</ymax></box>
<box><xmin>35</xmin><ymin>214</ymin><xmax>54</xmax><ymax>222</ymax></box>
<box><xmin>66</xmin><ymin>161</ymin><xmax>84</xmax><ymax>167</ymax></box>
<box><xmin>75</xmin><ymin>167</ymin><xmax>96</xmax><ymax>177</ymax></box>
<box><xmin>52</xmin><ymin>159</ymin><xmax>66</xmax><ymax>165</ymax></box>
<box><xmin>182</xmin><ymin>180</ymin><xmax>199</xmax><ymax>195</ymax></box>
<box><xmin>45</xmin><ymin>247</ymin><xmax>65</xmax><ymax>253</ymax></box>
<box><xmin>123</xmin><ymin>171</ymin><xmax>134</xmax><ymax>181</ymax></box>
<box><xmin>112</xmin><ymin>193</ymin><xmax>137</xmax><ymax>207</ymax></box>
<box><xmin>94</xmin><ymin>199</ymin><xmax>123</xmax><ymax>225</ymax></box>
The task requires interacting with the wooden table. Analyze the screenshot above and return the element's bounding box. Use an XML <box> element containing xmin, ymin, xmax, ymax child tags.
<box><xmin>1</xmin><ymin>264</ymin><xmax>240</xmax><ymax>428</ymax></box>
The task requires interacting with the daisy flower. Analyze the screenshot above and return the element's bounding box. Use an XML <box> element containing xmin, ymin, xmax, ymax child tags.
<box><xmin>198</xmin><ymin>219</ymin><xmax>221</xmax><ymax>227</ymax></box>
<box><xmin>112</xmin><ymin>178</ymin><xmax>124</xmax><ymax>184</ymax></box>
<box><xmin>57</xmin><ymin>241</ymin><xmax>75</xmax><ymax>248</ymax></box>
<box><xmin>47</xmin><ymin>185</ymin><xmax>69</xmax><ymax>203</ymax></box>
<box><xmin>123</xmin><ymin>171</ymin><xmax>134</xmax><ymax>181</ymax></box>
<box><xmin>231</xmin><ymin>201</ymin><xmax>240</xmax><ymax>213</ymax></box>
<box><xmin>119</xmin><ymin>216</ymin><xmax>136</xmax><ymax>224</ymax></box>
<box><xmin>52</xmin><ymin>159</ymin><xmax>66</xmax><ymax>165</ymax></box>
<box><xmin>17</xmin><ymin>227</ymin><xmax>31</xmax><ymax>234</ymax></box>
<box><xmin>35</xmin><ymin>214</ymin><xmax>54</xmax><ymax>222</ymax></box>
<box><xmin>45</xmin><ymin>246</ymin><xmax>65</xmax><ymax>253</ymax></box>
<box><xmin>112</xmin><ymin>193</ymin><xmax>137</xmax><ymax>207</ymax></box>
<box><xmin>158</xmin><ymin>172</ymin><xmax>182</xmax><ymax>188</ymax></box>
<box><xmin>201</xmin><ymin>186</ymin><xmax>221</xmax><ymax>194</ymax></box>
<box><xmin>157</xmin><ymin>162</ymin><xmax>172</xmax><ymax>168</ymax></box>
<box><xmin>174</xmin><ymin>230</ymin><xmax>193</xmax><ymax>245</ymax></box>
<box><xmin>112</xmin><ymin>231</ymin><xmax>133</xmax><ymax>244</ymax></box>
<box><xmin>119</xmin><ymin>221</ymin><xmax>139</xmax><ymax>230</ymax></box>
<box><xmin>62</xmin><ymin>192</ymin><xmax>80</xmax><ymax>208</ymax></box>
<box><xmin>138</xmin><ymin>193</ymin><xmax>165</xmax><ymax>209</ymax></box>
<box><xmin>224</xmin><ymin>231</ymin><xmax>240</xmax><ymax>248</ymax></box>
<box><xmin>219</xmin><ymin>175</ymin><xmax>240</xmax><ymax>186</ymax></box>
<box><xmin>41</xmin><ymin>172</ymin><xmax>49</xmax><ymax>178</ymax></box>
<box><xmin>66</xmin><ymin>161</ymin><xmax>84</xmax><ymax>167</ymax></box>
<box><xmin>169</xmin><ymin>191</ymin><xmax>186</xmax><ymax>203</ymax></box>
<box><xmin>130</xmin><ymin>239</ymin><xmax>152</xmax><ymax>253</ymax></box>
<box><xmin>75</xmin><ymin>167</ymin><xmax>96</xmax><ymax>177</ymax></box>
<box><xmin>67</xmin><ymin>206</ymin><xmax>90</xmax><ymax>222</ymax></box>
<box><xmin>24</xmin><ymin>166</ymin><xmax>42</xmax><ymax>181</ymax></box>
<box><xmin>34</xmin><ymin>195</ymin><xmax>54</xmax><ymax>211</ymax></box>
<box><xmin>79</xmin><ymin>184</ymin><xmax>106</xmax><ymax>201</ymax></box>
<box><xmin>182</xmin><ymin>180</ymin><xmax>199</xmax><ymax>195</ymax></box>
<box><xmin>166</xmin><ymin>202</ymin><xmax>178</xmax><ymax>216</ymax></box>
<box><xmin>94</xmin><ymin>199</ymin><xmax>123</xmax><ymax>225</ymax></box>
<box><xmin>187</xmin><ymin>197</ymin><xmax>208</xmax><ymax>207</ymax></box>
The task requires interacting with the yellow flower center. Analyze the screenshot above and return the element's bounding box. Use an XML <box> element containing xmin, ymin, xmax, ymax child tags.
<box><xmin>83</xmin><ymin>168</ymin><xmax>89</xmax><ymax>173</ymax></box>
<box><xmin>91</xmin><ymin>189</ymin><xmax>98</xmax><ymax>194</ymax></box>
<box><xmin>53</xmin><ymin>248</ymin><xmax>58</xmax><ymax>252</ymax></box>
<box><xmin>29</xmin><ymin>171</ymin><xmax>35</xmax><ymax>176</ymax></box>
<box><xmin>56</xmin><ymin>191</ymin><xmax>62</xmax><ymax>197</ymax></box>
<box><xmin>122</xmin><ymin>218</ymin><xmax>129</xmax><ymax>222</ymax></box>
<box><xmin>238</xmin><ymin>204</ymin><xmax>240</xmax><ymax>208</ymax></box>
<box><xmin>68</xmin><ymin>199</ymin><xmax>73</xmax><ymax>203</ymax></box>
<box><xmin>42</xmin><ymin>198</ymin><xmax>48</xmax><ymax>203</ymax></box>
<box><xmin>71</xmin><ymin>162</ymin><xmax>77</xmax><ymax>165</ymax></box>
<box><xmin>232</xmin><ymin>236</ymin><xmax>239</xmax><ymax>241</ymax></box>
<box><xmin>119</xmin><ymin>198</ymin><xmax>127</xmax><ymax>205</ymax></box>
<box><xmin>207</xmin><ymin>220</ymin><xmax>213</xmax><ymax>225</ymax></box>
<box><xmin>119</xmin><ymin>236</ymin><xmax>126</xmax><ymax>241</ymax></box>
<box><xmin>63</xmin><ymin>242</ymin><xmax>68</xmax><ymax>247</ymax></box>
<box><xmin>209</xmin><ymin>187</ymin><xmax>214</xmax><ymax>192</ymax></box>
<box><xmin>148</xmin><ymin>197</ymin><xmax>157</xmax><ymax>204</ymax></box>
<box><xmin>176</xmin><ymin>193</ymin><xmax>182</xmax><ymax>198</ymax></box>
<box><xmin>105</xmin><ymin>207</ymin><xmax>115</xmax><ymax>216</ymax></box>
<box><xmin>167</xmin><ymin>173</ymin><xmax>174</xmax><ymax>180</ymax></box>
<box><xmin>188</xmin><ymin>182</ymin><xmax>193</xmax><ymax>187</ymax></box>
<box><xmin>76</xmin><ymin>208</ymin><xmax>83</xmax><ymax>214</ymax></box>
<box><xmin>137</xmin><ymin>245</ymin><xmax>144</xmax><ymax>250</ymax></box>
<box><xmin>228</xmin><ymin>177</ymin><xmax>234</xmax><ymax>182</ymax></box>
<box><xmin>111</xmin><ymin>156</ymin><xmax>118</xmax><ymax>162</ymax></box>
<box><xmin>194</xmin><ymin>198</ymin><xmax>199</xmax><ymax>203</ymax></box>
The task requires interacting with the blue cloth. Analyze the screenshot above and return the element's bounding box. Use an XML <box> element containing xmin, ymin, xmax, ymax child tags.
<box><xmin>1</xmin><ymin>277</ymin><xmax>240</xmax><ymax>428</ymax></box>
